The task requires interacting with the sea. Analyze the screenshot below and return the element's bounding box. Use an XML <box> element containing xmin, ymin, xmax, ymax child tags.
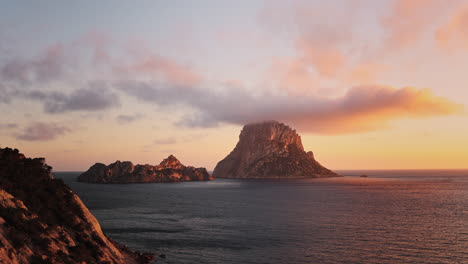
<box><xmin>56</xmin><ymin>170</ymin><xmax>468</xmax><ymax>264</ymax></box>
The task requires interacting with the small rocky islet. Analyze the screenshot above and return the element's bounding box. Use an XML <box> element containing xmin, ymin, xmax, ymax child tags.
<box><xmin>78</xmin><ymin>155</ymin><xmax>212</xmax><ymax>183</ymax></box>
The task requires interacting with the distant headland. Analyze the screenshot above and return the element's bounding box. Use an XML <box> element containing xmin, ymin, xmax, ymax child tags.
<box><xmin>213</xmin><ymin>121</ymin><xmax>338</xmax><ymax>179</ymax></box>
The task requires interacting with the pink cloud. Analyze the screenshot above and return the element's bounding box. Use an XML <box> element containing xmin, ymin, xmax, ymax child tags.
<box><xmin>259</xmin><ymin>0</ymin><xmax>356</xmax><ymax>83</ymax></box>
<box><xmin>381</xmin><ymin>0</ymin><xmax>447</xmax><ymax>51</ymax></box>
<box><xmin>436</xmin><ymin>4</ymin><xmax>468</xmax><ymax>50</ymax></box>
<box><xmin>297</xmin><ymin>39</ymin><xmax>345</xmax><ymax>78</ymax></box>
<box><xmin>113</xmin><ymin>53</ymin><xmax>203</xmax><ymax>87</ymax></box>
<box><xmin>270</xmin><ymin>58</ymin><xmax>318</xmax><ymax>95</ymax></box>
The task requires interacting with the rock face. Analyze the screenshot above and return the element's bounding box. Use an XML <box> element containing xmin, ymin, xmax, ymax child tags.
<box><xmin>0</xmin><ymin>148</ymin><xmax>154</xmax><ymax>264</ymax></box>
<box><xmin>78</xmin><ymin>155</ymin><xmax>212</xmax><ymax>183</ymax></box>
<box><xmin>213</xmin><ymin>121</ymin><xmax>338</xmax><ymax>178</ymax></box>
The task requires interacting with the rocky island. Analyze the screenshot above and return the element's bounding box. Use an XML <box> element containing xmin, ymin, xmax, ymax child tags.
<box><xmin>0</xmin><ymin>148</ymin><xmax>154</xmax><ymax>264</ymax></box>
<box><xmin>78</xmin><ymin>155</ymin><xmax>212</xmax><ymax>183</ymax></box>
<box><xmin>213</xmin><ymin>121</ymin><xmax>338</xmax><ymax>178</ymax></box>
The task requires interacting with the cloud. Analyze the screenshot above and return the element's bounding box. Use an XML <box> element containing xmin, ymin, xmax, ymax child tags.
<box><xmin>0</xmin><ymin>85</ymin><xmax>14</xmax><ymax>103</ymax></box>
<box><xmin>0</xmin><ymin>28</ymin><xmax>462</xmax><ymax>136</ymax></box>
<box><xmin>0</xmin><ymin>35</ymin><xmax>198</xmax><ymax>114</ymax></box>
<box><xmin>293</xmin><ymin>32</ymin><xmax>348</xmax><ymax>79</ymax></box>
<box><xmin>116</xmin><ymin>113</ymin><xmax>145</xmax><ymax>124</ymax></box>
<box><xmin>0</xmin><ymin>44</ymin><xmax>66</xmax><ymax>85</ymax></box>
<box><xmin>261</xmin><ymin>1</ymin><xmax>354</xmax><ymax>83</ymax></box>
<box><xmin>153</xmin><ymin>134</ymin><xmax>206</xmax><ymax>145</ymax></box>
<box><xmin>25</xmin><ymin>83</ymin><xmax>120</xmax><ymax>113</ymax></box>
<box><xmin>15</xmin><ymin>122</ymin><xmax>71</xmax><ymax>141</ymax></box>
<box><xmin>0</xmin><ymin>123</ymin><xmax>17</xmax><ymax>129</ymax></box>
<box><xmin>270</xmin><ymin>58</ymin><xmax>318</xmax><ymax>95</ymax></box>
<box><xmin>347</xmin><ymin>63</ymin><xmax>387</xmax><ymax>84</ymax></box>
<box><xmin>259</xmin><ymin>1</ymin><xmax>382</xmax><ymax>95</ymax></box>
<box><xmin>113</xmin><ymin>52</ymin><xmax>203</xmax><ymax>87</ymax></box>
<box><xmin>152</xmin><ymin>137</ymin><xmax>178</xmax><ymax>145</ymax></box>
<box><xmin>120</xmin><ymin>81</ymin><xmax>462</xmax><ymax>134</ymax></box>
<box><xmin>143</xmin><ymin>134</ymin><xmax>207</xmax><ymax>151</ymax></box>
<box><xmin>436</xmin><ymin>4</ymin><xmax>468</xmax><ymax>50</ymax></box>
<box><xmin>0</xmin><ymin>39</ymin><xmax>122</xmax><ymax>115</ymax></box>
<box><xmin>288</xmin><ymin>86</ymin><xmax>463</xmax><ymax>134</ymax></box>
<box><xmin>260</xmin><ymin>0</ymin><xmax>461</xmax><ymax>92</ymax></box>
<box><xmin>381</xmin><ymin>0</ymin><xmax>447</xmax><ymax>51</ymax></box>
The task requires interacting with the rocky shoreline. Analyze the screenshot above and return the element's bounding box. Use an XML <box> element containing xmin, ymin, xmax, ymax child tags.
<box><xmin>0</xmin><ymin>148</ymin><xmax>155</xmax><ymax>264</ymax></box>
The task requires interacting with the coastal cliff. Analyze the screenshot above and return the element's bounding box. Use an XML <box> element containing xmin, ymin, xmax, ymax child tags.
<box><xmin>213</xmin><ymin>121</ymin><xmax>338</xmax><ymax>178</ymax></box>
<box><xmin>78</xmin><ymin>155</ymin><xmax>212</xmax><ymax>183</ymax></box>
<box><xmin>0</xmin><ymin>148</ymin><xmax>153</xmax><ymax>264</ymax></box>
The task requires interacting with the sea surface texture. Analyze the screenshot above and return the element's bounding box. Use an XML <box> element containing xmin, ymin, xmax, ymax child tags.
<box><xmin>57</xmin><ymin>170</ymin><xmax>468</xmax><ymax>264</ymax></box>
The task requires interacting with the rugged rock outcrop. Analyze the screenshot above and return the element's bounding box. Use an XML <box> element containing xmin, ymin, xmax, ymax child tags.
<box><xmin>0</xmin><ymin>148</ymin><xmax>154</xmax><ymax>264</ymax></box>
<box><xmin>213</xmin><ymin>121</ymin><xmax>338</xmax><ymax>178</ymax></box>
<box><xmin>78</xmin><ymin>155</ymin><xmax>212</xmax><ymax>183</ymax></box>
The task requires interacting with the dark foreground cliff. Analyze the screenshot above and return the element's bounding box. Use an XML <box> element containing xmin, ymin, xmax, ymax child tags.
<box><xmin>78</xmin><ymin>155</ymin><xmax>212</xmax><ymax>183</ymax></box>
<box><xmin>0</xmin><ymin>148</ymin><xmax>154</xmax><ymax>264</ymax></box>
<box><xmin>213</xmin><ymin>121</ymin><xmax>338</xmax><ymax>178</ymax></box>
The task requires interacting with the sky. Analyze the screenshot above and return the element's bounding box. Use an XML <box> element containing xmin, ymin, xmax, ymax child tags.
<box><xmin>0</xmin><ymin>0</ymin><xmax>467</xmax><ymax>171</ymax></box>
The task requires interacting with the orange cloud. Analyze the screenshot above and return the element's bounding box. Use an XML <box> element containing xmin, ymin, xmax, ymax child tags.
<box><xmin>347</xmin><ymin>63</ymin><xmax>387</xmax><ymax>84</ymax></box>
<box><xmin>289</xmin><ymin>86</ymin><xmax>463</xmax><ymax>134</ymax></box>
<box><xmin>297</xmin><ymin>40</ymin><xmax>345</xmax><ymax>78</ymax></box>
<box><xmin>436</xmin><ymin>4</ymin><xmax>468</xmax><ymax>50</ymax></box>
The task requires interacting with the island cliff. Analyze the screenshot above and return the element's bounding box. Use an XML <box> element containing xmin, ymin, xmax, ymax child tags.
<box><xmin>78</xmin><ymin>155</ymin><xmax>212</xmax><ymax>183</ymax></box>
<box><xmin>0</xmin><ymin>148</ymin><xmax>154</xmax><ymax>264</ymax></box>
<box><xmin>213</xmin><ymin>121</ymin><xmax>338</xmax><ymax>178</ymax></box>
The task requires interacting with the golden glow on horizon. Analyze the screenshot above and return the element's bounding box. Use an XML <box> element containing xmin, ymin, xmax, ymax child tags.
<box><xmin>8</xmin><ymin>115</ymin><xmax>467</xmax><ymax>172</ymax></box>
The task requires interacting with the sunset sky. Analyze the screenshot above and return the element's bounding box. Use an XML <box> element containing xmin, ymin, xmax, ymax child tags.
<box><xmin>1</xmin><ymin>0</ymin><xmax>467</xmax><ymax>171</ymax></box>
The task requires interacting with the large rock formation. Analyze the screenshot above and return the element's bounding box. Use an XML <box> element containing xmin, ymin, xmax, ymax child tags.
<box><xmin>0</xmin><ymin>148</ymin><xmax>154</xmax><ymax>264</ymax></box>
<box><xmin>78</xmin><ymin>155</ymin><xmax>212</xmax><ymax>183</ymax></box>
<box><xmin>213</xmin><ymin>121</ymin><xmax>338</xmax><ymax>178</ymax></box>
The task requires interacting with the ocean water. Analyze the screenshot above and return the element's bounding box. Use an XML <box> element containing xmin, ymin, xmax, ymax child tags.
<box><xmin>56</xmin><ymin>170</ymin><xmax>468</xmax><ymax>264</ymax></box>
